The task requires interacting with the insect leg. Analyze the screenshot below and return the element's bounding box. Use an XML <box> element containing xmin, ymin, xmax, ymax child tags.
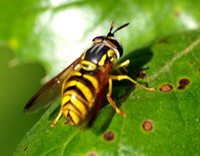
<box><xmin>112</xmin><ymin>59</ymin><xmax>130</xmax><ymax>74</ymax></box>
<box><xmin>109</xmin><ymin>75</ymin><xmax>155</xmax><ymax>91</ymax></box>
<box><xmin>107</xmin><ymin>78</ymin><xmax>126</xmax><ymax>116</ymax></box>
<box><xmin>50</xmin><ymin>109</ymin><xmax>63</xmax><ymax>127</ymax></box>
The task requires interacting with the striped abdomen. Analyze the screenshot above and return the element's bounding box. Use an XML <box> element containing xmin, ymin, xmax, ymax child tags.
<box><xmin>61</xmin><ymin>71</ymin><xmax>99</xmax><ymax>125</ymax></box>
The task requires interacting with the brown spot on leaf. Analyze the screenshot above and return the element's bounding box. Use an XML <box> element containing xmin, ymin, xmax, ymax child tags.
<box><xmin>174</xmin><ymin>11</ymin><xmax>180</xmax><ymax>17</ymax></box>
<box><xmin>157</xmin><ymin>39</ymin><xmax>170</xmax><ymax>45</ymax></box>
<box><xmin>179</xmin><ymin>78</ymin><xmax>190</xmax><ymax>86</ymax></box>
<box><xmin>198</xmin><ymin>68</ymin><xmax>200</xmax><ymax>73</ymax></box>
<box><xmin>87</xmin><ymin>152</ymin><xmax>98</xmax><ymax>156</ymax></box>
<box><xmin>137</xmin><ymin>72</ymin><xmax>146</xmax><ymax>79</ymax></box>
<box><xmin>143</xmin><ymin>120</ymin><xmax>153</xmax><ymax>131</ymax></box>
<box><xmin>103</xmin><ymin>131</ymin><xmax>114</xmax><ymax>141</ymax></box>
<box><xmin>23</xmin><ymin>146</ymin><xmax>28</xmax><ymax>151</ymax></box>
<box><xmin>178</xmin><ymin>86</ymin><xmax>185</xmax><ymax>90</ymax></box>
<box><xmin>178</xmin><ymin>78</ymin><xmax>190</xmax><ymax>90</ymax></box>
<box><xmin>159</xmin><ymin>84</ymin><xmax>173</xmax><ymax>92</ymax></box>
<box><xmin>189</xmin><ymin>61</ymin><xmax>194</xmax><ymax>65</ymax></box>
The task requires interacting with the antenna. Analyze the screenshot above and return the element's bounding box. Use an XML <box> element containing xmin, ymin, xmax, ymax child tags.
<box><xmin>107</xmin><ymin>20</ymin><xmax>129</xmax><ymax>36</ymax></box>
<box><xmin>113</xmin><ymin>23</ymin><xmax>129</xmax><ymax>34</ymax></box>
<box><xmin>109</xmin><ymin>20</ymin><xmax>114</xmax><ymax>34</ymax></box>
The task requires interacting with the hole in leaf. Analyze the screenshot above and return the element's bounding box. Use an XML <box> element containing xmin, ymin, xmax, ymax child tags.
<box><xmin>143</xmin><ymin>120</ymin><xmax>153</xmax><ymax>131</ymax></box>
<box><xmin>178</xmin><ymin>78</ymin><xmax>190</xmax><ymax>90</ymax></box>
<box><xmin>137</xmin><ymin>72</ymin><xmax>146</xmax><ymax>79</ymax></box>
<box><xmin>87</xmin><ymin>152</ymin><xmax>98</xmax><ymax>156</ymax></box>
<box><xmin>159</xmin><ymin>84</ymin><xmax>173</xmax><ymax>92</ymax></box>
<box><xmin>23</xmin><ymin>146</ymin><xmax>28</xmax><ymax>152</ymax></box>
<box><xmin>103</xmin><ymin>131</ymin><xmax>115</xmax><ymax>141</ymax></box>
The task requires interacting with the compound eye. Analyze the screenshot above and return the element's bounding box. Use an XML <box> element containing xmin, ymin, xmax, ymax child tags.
<box><xmin>107</xmin><ymin>39</ymin><xmax>123</xmax><ymax>57</ymax></box>
<box><xmin>92</xmin><ymin>36</ymin><xmax>104</xmax><ymax>42</ymax></box>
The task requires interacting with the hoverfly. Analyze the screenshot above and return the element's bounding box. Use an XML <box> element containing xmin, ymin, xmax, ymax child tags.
<box><xmin>24</xmin><ymin>20</ymin><xmax>155</xmax><ymax>127</ymax></box>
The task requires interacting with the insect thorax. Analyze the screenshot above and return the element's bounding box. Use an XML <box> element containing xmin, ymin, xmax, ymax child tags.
<box><xmin>81</xmin><ymin>39</ymin><xmax>122</xmax><ymax>72</ymax></box>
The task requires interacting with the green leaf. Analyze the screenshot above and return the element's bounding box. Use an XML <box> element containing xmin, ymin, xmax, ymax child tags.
<box><xmin>15</xmin><ymin>30</ymin><xmax>200</xmax><ymax>155</ymax></box>
<box><xmin>1</xmin><ymin>0</ymin><xmax>200</xmax><ymax>155</ymax></box>
<box><xmin>1</xmin><ymin>0</ymin><xmax>200</xmax><ymax>75</ymax></box>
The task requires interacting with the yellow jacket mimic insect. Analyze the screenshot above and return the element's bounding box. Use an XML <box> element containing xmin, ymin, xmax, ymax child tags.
<box><xmin>24</xmin><ymin>20</ymin><xmax>155</xmax><ymax>127</ymax></box>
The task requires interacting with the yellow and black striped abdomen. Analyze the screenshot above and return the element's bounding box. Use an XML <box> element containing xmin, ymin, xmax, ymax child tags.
<box><xmin>61</xmin><ymin>71</ymin><xmax>99</xmax><ymax>125</ymax></box>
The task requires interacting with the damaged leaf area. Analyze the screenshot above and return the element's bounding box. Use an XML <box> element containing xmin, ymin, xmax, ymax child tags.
<box><xmin>15</xmin><ymin>30</ymin><xmax>200</xmax><ymax>155</ymax></box>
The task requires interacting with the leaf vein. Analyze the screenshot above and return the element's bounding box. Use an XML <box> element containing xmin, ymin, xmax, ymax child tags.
<box><xmin>148</xmin><ymin>37</ymin><xmax>200</xmax><ymax>81</ymax></box>
<box><xmin>61</xmin><ymin>129</ymin><xmax>79</xmax><ymax>156</ymax></box>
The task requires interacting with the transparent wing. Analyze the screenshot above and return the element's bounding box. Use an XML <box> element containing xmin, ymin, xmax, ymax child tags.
<box><xmin>24</xmin><ymin>55</ymin><xmax>83</xmax><ymax>113</ymax></box>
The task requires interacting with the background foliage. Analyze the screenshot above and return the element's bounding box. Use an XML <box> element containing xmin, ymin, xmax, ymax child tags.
<box><xmin>0</xmin><ymin>0</ymin><xmax>200</xmax><ymax>155</ymax></box>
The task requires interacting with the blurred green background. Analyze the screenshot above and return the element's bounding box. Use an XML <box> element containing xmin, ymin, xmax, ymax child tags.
<box><xmin>0</xmin><ymin>0</ymin><xmax>200</xmax><ymax>156</ymax></box>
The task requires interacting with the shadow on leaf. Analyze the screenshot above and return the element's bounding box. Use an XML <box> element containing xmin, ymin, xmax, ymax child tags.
<box><xmin>91</xmin><ymin>45</ymin><xmax>154</xmax><ymax>135</ymax></box>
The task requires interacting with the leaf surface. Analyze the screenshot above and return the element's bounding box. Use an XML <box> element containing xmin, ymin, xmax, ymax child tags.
<box><xmin>15</xmin><ymin>30</ymin><xmax>200</xmax><ymax>155</ymax></box>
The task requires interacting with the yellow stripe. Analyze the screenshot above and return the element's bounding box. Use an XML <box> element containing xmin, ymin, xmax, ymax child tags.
<box><xmin>63</xmin><ymin>110</ymin><xmax>69</xmax><ymax>119</ymax></box>
<box><xmin>83</xmin><ymin>74</ymin><xmax>99</xmax><ymax>90</ymax></box>
<box><xmin>69</xmin><ymin>111</ymin><xmax>80</xmax><ymax>125</ymax></box>
<box><xmin>61</xmin><ymin>95</ymin><xmax>71</xmax><ymax>106</ymax></box>
<box><xmin>62</xmin><ymin>72</ymin><xmax>81</xmax><ymax>93</ymax></box>
<box><xmin>107</xmin><ymin>49</ymin><xmax>115</xmax><ymax>62</ymax></box>
<box><xmin>63</xmin><ymin>90</ymin><xmax>93</xmax><ymax>107</ymax></box>
<box><xmin>70</xmin><ymin>71</ymin><xmax>82</xmax><ymax>77</ymax></box>
<box><xmin>63</xmin><ymin>103</ymin><xmax>83</xmax><ymax>118</ymax></box>
<box><xmin>71</xmin><ymin>97</ymin><xmax>87</xmax><ymax>116</ymax></box>
<box><xmin>81</xmin><ymin>60</ymin><xmax>97</xmax><ymax>71</ymax></box>
<box><xmin>107</xmin><ymin>49</ymin><xmax>114</xmax><ymax>57</ymax></box>
<box><xmin>63</xmin><ymin>80</ymin><xmax>77</xmax><ymax>91</ymax></box>
<box><xmin>63</xmin><ymin>110</ymin><xmax>80</xmax><ymax>126</ymax></box>
<box><xmin>98</xmin><ymin>54</ymin><xmax>107</xmax><ymax>66</ymax></box>
<box><xmin>77</xmin><ymin>82</ymin><xmax>93</xmax><ymax>102</ymax></box>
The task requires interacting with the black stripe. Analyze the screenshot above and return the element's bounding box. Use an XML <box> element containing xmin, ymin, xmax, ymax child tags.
<box><xmin>63</xmin><ymin>101</ymin><xmax>69</xmax><ymax>107</ymax></box>
<box><xmin>64</xmin><ymin>93</ymin><xmax>89</xmax><ymax>111</ymax></box>
<box><xmin>85</xmin><ymin>44</ymin><xmax>108</xmax><ymax>60</ymax></box>
<box><xmin>66</xmin><ymin>109</ymin><xmax>83</xmax><ymax>125</ymax></box>
<box><xmin>70</xmin><ymin>100</ymin><xmax>84</xmax><ymax>116</ymax></box>
<box><xmin>67</xmin><ymin>76</ymin><xmax>80</xmax><ymax>83</ymax></box>
<box><xmin>69</xmin><ymin>109</ymin><xmax>83</xmax><ymax>122</ymax></box>
<box><xmin>67</xmin><ymin>75</ymin><xmax>96</xmax><ymax>94</ymax></box>
<box><xmin>81</xmin><ymin>76</ymin><xmax>96</xmax><ymax>92</ymax></box>
<box><xmin>63</xmin><ymin>86</ymin><xmax>88</xmax><ymax>102</ymax></box>
<box><xmin>65</xmin><ymin>75</ymin><xmax>81</xmax><ymax>86</ymax></box>
<box><xmin>67</xmin><ymin>113</ymin><xmax>75</xmax><ymax>125</ymax></box>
